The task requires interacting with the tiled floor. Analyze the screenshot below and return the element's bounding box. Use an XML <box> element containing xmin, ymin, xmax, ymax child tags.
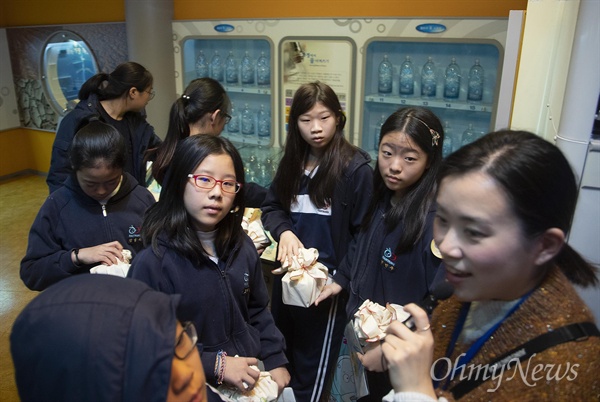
<box><xmin>0</xmin><ymin>175</ymin><xmax>48</xmax><ymax>401</ymax></box>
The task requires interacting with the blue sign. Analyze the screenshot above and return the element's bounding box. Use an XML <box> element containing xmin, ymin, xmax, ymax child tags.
<box><xmin>214</xmin><ymin>24</ymin><xmax>234</xmax><ymax>33</ymax></box>
<box><xmin>416</xmin><ymin>23</ymin><xmax>447</xmax><ymax>34</ymax></box>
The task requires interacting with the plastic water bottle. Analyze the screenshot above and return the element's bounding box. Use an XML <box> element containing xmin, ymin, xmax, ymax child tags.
<box><xmin>461</xmin><ymin>124</ymin><xmax>476</xmax><ymax>147</ymax></box>
<box><xmin>257</xmin><ymin>105</ymin><xmax>270</xmax><ymax>138</ymax></box>
<box><xmin>421</xmin><ymin>57</ymin><xmax>437</xmax><ymax>97</ymax></box>
<box><xmin>467</xmin><ymin>59</ymin><xmax>484</xmax><ymax>102</ymax></box>
<box><xmin>225</xmin><ymin>51</ymin><xmax>238</xmax><ymax>84</ymax></box>
<box><xmin>378</xmin><ymin>54</ymin><xmax>393</xmax><ymax>94</ymax></box>
<box><xmin>373</xmin><ymin>114</ymin><xmax>386</xmax><ymax>151</ymax></box>
<box><xmin>399</xmin><ymin>56</ymin><xmax>414</xmax><ymax>96</ymax></box>
<box><xmin>444</xmin><ymin>57</ymin><xmax>461</xmax><ymax>100</ymax></box>
<box><xmin>442</xmin><ymin>121</ymin><xmax>453</xmax><ymax>157</ymax></box>
<box><xmin>256</xmin><ymin>51</ymin><xmax>270</xmax><ymax>86</ymax></box>
<box><xmin>227</xmin><ymin>102</ymin><xmax>239</xmax><ymax>134</ymax></box>
<box><xmin>195</xmin><ymin>50</ymin><xmax>209</xmax><ymax>78</ymax></box>
<box><xmin>241</xmin><ymin>51</ymin><xmax>255</xmax><ymax>85</ymax></box>
<box><xmin>241</xmin><ymin>103</ymin><xmax>255</xmax><ymax>135</ymax></box>
<box><xmin>209</xmin><ymin>51</ymin><xmax>223</xmax><ymax>82</ymax></box>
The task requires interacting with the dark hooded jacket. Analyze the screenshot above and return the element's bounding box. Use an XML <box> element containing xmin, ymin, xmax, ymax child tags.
<box><xmin>47</xmin><ymin>93</ymin><xmax>162</xmax><ymax>193</ymax></box>
<box><xmin>10</xmin><ymin>275</ymin><xmax>179</xmax><ymax>402</ymax></box>
<box><xmin>20</xmin><ymin>172</ymin><xmax>155</xmax><ymax>291</ymax></box>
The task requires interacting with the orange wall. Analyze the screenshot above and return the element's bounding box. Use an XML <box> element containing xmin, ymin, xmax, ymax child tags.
<box><xmin>0</xmin><ymin>128</ymin><xmax>53</xmax><ymax>177</ymax></box>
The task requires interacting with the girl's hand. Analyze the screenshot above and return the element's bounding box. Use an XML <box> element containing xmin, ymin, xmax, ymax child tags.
<box><xmin>268</xmin><ymin>366</ymin><xmax>291</xmax><ymax>395</ymax></box>
<box><xmin>277</xmin><ymin>231</ymin><xmax>304</xmax><ymax>265</ymax></box>
<box><xmin>74</xmin><ymin>241</ymin><xmax>123</xmax><ymax>266</ymax></box>
<box><xmin>381</xmin><ymin>303</ymin><xmax>436</xmax><ymax>398</ymax></box>
<box><xmin>356</xmin><ymin>341</ymin><xmax>386</xmax><ymax>372</ymax></box>
<box><xmin>314</xmin><ymin>282</ymin><xmax>342</xmax><ymax>306</ymax></box>
<box><xmin>222</xmin><ymin>356</ymin><xmax>260</xmax><ymax>392</ymax></box>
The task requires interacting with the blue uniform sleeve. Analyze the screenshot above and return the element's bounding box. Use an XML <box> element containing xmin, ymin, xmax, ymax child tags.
<box><xmin>260</xmin><ymin>181</ymin><xmax>294</xmax><ymax>242</ymax></box>
<box><xmin>47</xmin><ymin>114</ymin><xmax>79</xmax><ymax>194</ymax></box>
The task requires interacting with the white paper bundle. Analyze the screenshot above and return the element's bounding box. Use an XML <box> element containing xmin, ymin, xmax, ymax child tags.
<box><xmin>89</xmin><ymin>249</ymin><xmax>132</xmax><ymax>278</ymax></box>
<box><xmin>352</xmin><ymin>299</ymin><xmax>410</xmax><ymax>343</ymax></box>
<box><xmin>217</xmin><ymin>366</ymin><xmax>279</xmax><ymax>402</ymax></box>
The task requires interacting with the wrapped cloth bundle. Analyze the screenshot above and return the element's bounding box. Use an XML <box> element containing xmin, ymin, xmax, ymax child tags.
<box><xmin>216</xmin><ymin>365</ymin><xmax>279</xmax><ymax>402</ymax></box>
<box><xmin>272</xmin><ymin>247</ymin><xmax>329</xmax><ymax>308</ymax></box>
<box><xmin>353</xmin><ymin>299</ymin><xmax>411</xmax><ymax>344</ymax></box>
<box><xmin>89</xmin><ymin>249</ymin><xmax>132</xmax><ymax>278</ymax></box>
<box><xmin>242</xmin><ymin>208</ymin><xmax>271</xmax><ymax>253</ymax></box>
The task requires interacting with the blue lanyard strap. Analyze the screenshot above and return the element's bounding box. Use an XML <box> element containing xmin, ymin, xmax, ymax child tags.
<box><xmin>439</xmin><ymin>290</ymin><xmax>534</xmax><ymax>390</ymax></box>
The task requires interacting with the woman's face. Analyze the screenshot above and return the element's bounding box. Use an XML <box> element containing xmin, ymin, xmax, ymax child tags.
<box><xmin>183</xmin><ymin>153</ymin><xmax>237</xmax><ymax>232</ymax></box>
<box><xmin>378</xmin><ymin>131</ymin><xmax>429</xmax><ymax>199</ymax></box>
<box><xmin>167</xmin><ymin>322</ymin><xmax>206</xmax><ymax>402</ymax></box>
<box><xmin>297</xmin><ymin>101</ymin><xmax>338</xmax><ymax>158</ymax></box>
<box><xmin>433</xmin><ymin>172</ymin><xmax>546</xmax><ymax>302</ymax></box>
<box><xmin>75</xmin><ymin>159</ymin><xmax>122</xmax><ymax>201</ymax></box>
<box><xmin>129</xmin><ymin>86</ymin><xmax>154</xmax><ymax>112</ymax></box>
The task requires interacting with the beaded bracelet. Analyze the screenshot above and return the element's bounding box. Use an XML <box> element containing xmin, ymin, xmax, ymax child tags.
<box><xmin>214</xmin><ymin>350</ymin><xmax>227</xmax><ymax>385</ymax></box>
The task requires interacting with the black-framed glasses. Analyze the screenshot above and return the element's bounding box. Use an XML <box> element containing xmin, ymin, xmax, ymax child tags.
<box><xmin>145</xmin><ymin>89</ymin><xmax>156</xmax><ymax>100</ymax></box>
<box><xmin>187</xmin><ymin>174</ymin><xmax>242</xmax><ymax>194</ymax></box>
<box><xmin>221</xmin><ymin>111</ymin><xmax>232</xmax><ymax>124</ymax></box>
<box><xmin>175</xmin><ymin>321</ymin><xmax>198</xmax><ymax>360</ymax></box>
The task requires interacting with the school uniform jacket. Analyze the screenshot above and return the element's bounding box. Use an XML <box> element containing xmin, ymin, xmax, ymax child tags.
<box><xmin>261</xmin><ymin>149</ymin><xmax>373</xmax><ymax>271</ymax></box>
<box><xmin>127</xmin><ymin>233</ymin><xmax>288</xmax><ymax>383</ymax></box>
<box><xmin>20</xmin><ymin>172</ymin><xmax>155</xmax><ymax>291</ymax></box>
<box><xmin>46</xmin><ymin>93</ymin><xmax>162</xmax><ymax>193</ymax></box>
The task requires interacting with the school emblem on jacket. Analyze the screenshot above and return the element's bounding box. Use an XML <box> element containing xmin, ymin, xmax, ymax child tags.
<box><xmin>128</xmin><ymin>225</ymin><xmax>142</xmax><ymax>245</ymax></box>
<box><xmin>381</xmin><ymin>247</ymin><xmax>397</xmax><ymax>271</ymax></box>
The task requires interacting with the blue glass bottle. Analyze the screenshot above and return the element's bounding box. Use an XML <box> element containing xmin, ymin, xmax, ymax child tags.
<box><xmin>256</xmin><ymin>51</ymin><xmax>270</xmax><ymax>86</ymax></box>
<box><xmin>378</xmin><ymin>54</ymin><xmax>393</xmax><ymax>94</ymax></box>
<box><xmin>467</xmin><ymin>59</ymin><xmax>484</xmax><ymax>102</ymax></box>
<box><xmin>241</xmin><ymin>51</ymin><xmax>255</xmax><ymax>85</ymax></box>
<box><xmin>195</xmin><ymin>50</ymin><xmax>208</xmax><ymax>78</ymax></box>
<box><xmin>227</xmin><ymin>102</ymin><xmax>239</xmax><ymax>134</ymax></box>
<box><xmin>444</xmin><ymin>57</ymin><xmax>461</xmax><ymax>100</ymax></box>
<box><xmin>461</xmin><ymin>124</ymin><xmax>476</xmax><ymax>147</ymax></box>
<box><xmin>442</xmin><ymin>121</ymin><xmax>453</xmax><ymax>157</ymax></box>
<box><xmin>421</xmin><ymin>57</ymin><xmax>437</xmax><ymax>97</ymax></box>
<box><xmin>225</xmin><ymin>51</ymin><xmax>238</xmax><ymax>85</ymax></box>
<box><xmin>399</xmin><ymin>56</ymin><xmax>414</xmax><ymax>96</ymax></box>
<box><xmin>241</xmin><ymin>103</ymin><xmax>255</xmax><ymax>135</ymax></box>
<box><xmin>209</xmin><ymin>51</ymin><xmax>223</xmax><ymax>82</ymax></box>
<box><xmin>257</xmin><ymin>105</ymin><xmax>270</xmax><ymax>138</ymax></box>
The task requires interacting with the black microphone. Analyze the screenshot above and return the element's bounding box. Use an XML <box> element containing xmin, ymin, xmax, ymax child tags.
<box><xmin>403</xmin><ymin>280</ymin><xmax>453</xmax><ymax>330</ymax></box>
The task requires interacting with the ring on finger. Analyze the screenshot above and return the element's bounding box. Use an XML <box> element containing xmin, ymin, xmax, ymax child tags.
<box><xmin>420</xmin><ymin>324</ymin><xmax>431</xmax><ymax>332</ymax></box>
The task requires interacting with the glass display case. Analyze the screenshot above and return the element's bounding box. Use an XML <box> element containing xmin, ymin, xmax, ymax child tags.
<box><xmin>362</xmin><ymin>40</ymin><xmax>501</xmax><ymax>159</ymax></box>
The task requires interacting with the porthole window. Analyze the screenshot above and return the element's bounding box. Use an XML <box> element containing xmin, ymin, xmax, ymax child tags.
<box><xmin>41</xmin><ymin>31</ymin><xmax>98</xmax><ymax>116</ymax></box>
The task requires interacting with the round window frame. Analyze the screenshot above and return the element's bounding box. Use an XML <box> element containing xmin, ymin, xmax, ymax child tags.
<box><xmin>40</xmin><ymin>30</ymin><xmax>99</xmax><ymax>117</ymax></box>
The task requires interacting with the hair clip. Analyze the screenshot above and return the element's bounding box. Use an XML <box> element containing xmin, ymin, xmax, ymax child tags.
<box><xmin>430</xmin><ymin>129</ymin><xmax>441</xmax><ymax>147</ymax></box>
<box><xmin>182</xmin><ymin>94</ymin><xmax>190</xmax><ymax>100</ymax></box>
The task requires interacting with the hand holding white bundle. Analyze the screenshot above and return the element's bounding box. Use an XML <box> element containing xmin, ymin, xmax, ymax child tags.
<box><xmin>353</xmin><ymin>299</ymin><xmax>411</xmax><ymax>344</ymax></box>
<box><xmin>216</xmin><ymin>365</ymin><xmax>280</xmax><ymax>402</ymax></box>
<box><xmin>89</xmin><ymin>249</ymin><xmax>132</xmax><ymax>278</ymax></box>
<box><xmin>272</xmin><ymin>247</ymin><xmax>329</xmax><ymax>308</ymax></box>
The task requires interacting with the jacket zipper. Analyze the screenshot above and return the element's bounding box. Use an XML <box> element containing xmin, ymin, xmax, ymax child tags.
<box><xmin>101</xmin><ymin>204</ymin><xmax>107</xmax><ymax>217</ymax></box>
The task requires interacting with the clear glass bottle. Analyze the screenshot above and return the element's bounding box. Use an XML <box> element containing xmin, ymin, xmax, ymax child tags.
<box><xmin>241</xmin><ymin>51</ymin><xmax>255</xmax><ymax>85</ymax></box>
<box><xmin>378</xmin><ymin>54</ymin><xmax>393</xmax><ymax>94</ymax></box>
<box><xmin>373</xmin><ymin>114</ymin><xmax>387</xmax><ymax>151</ymax></box>
<box><xmin>443</xmin><ymin>57</ymin><xmax>461</xmax><ymax>100</ymax></box>
<box><xmin>421</xmin><ymin>57</ymin><xmax>437</xmax><ymax>97</ymax></box>
<box><xmin>241</xmin><ymin>103</ymin><xmax>255</xmax><ymax>135</ymax></box>
<box><xmin>209</xmin><ymin>51</ymin><xmax>223</xmax><ymax>82</ymax></box>
<box><xmin>256</xmin><ymin>51</ymin><xmax>270</xmax><ymax>86</ymax></box>
<box><xmin>195</xmin><ymin>50</ymin><xmax>209</xmax><ymax>78</ymax></box>
<box><xmin>227</xmin><ymin>102</ymin><xmax>239</xmax><ymax>134</ymax></box>
<box><xmin>442</xmin><ymin>121</ymin><xmax>453</xmax><ymax>157</ymax></box>
<box><xmin>225</xmin><ymin>51</ymin><xmax>238</xmax><ymax>84</ymax></box>
<box><xmin>399</xmin><ymin>56</ymin><xmax>414</xmax><ymax>96</ymax></box>
<box><xmin>257</xmin><ymin>105</ymin><xmax>270</xmax><ymax>138</ymax></box>
<box><xmin>467</xmin><ymin>59</ymin><xmax>484</xmax><ymax>102</ymax></box>
<box><xmin>461</xmin><ymin>124</ymin><xmax>476</xmax><ymax>147</ymax></box>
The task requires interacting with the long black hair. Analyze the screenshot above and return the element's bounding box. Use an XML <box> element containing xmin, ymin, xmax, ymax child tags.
<box><xmin>78</xmin><ymin>61</ymin><xmax>153</xmax><ymax>101</ymax></box>
<box><xmin>363</xmin><ymin>107</ymin><xmax>444</xmax><ymax>254</ymax></box>
<box><xmin>271</xmin><ymin>81</ymin><xmax>359</xmax><ymax>210</ymax></box>
<box><xmin>439</xmin><ymin>129</ymin><xmax>597</xmax><ymax>287</ymax></box>
<box><xmin>69</xmin><ymin>117</ymin><xmax>126</xmax><ymax>171</ymax></box>
<box><xmin>142</xmin><ymin>135</ymin><xmax>245</xmax><ymax>264</ymax></box>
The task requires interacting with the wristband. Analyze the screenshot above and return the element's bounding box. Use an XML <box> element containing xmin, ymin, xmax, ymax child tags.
<box><xmin>73</xmin><ymin>248</ymin><xmax>82</xmax><ymax>266</ymax></box>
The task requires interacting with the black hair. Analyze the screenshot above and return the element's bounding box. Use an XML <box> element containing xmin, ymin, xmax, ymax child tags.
<box><xmin>271</xmin><ymin>81</ymin><xmax>359</xmax><ymax>210</ymax></box>
<box><xmin>150</xmin><ymin>78</ymin><xmax>230</xmax><ymax>184</ymax></box>
<box><xmin>364</xmin><ymin>107</ymin><xmax>444</xmax><ymax>254</ymax></box>
<box><xmin>78</xmin><ymin>61</ymin><xmax>153</xmax><ymax>101</ymax></box>
<box><xmin>439</xmin><ymin>129</ymin><xmax>597</xmax><ymax>287</ymax></box>
<box><xmin>69</xmin><ymin>117</ymin><xmax>126</xmax><ymax>171</ymax></box>
<box><xmin>142</xmin><ymin>135</ymin><xmax>245</xmax><ymax>263</ymax></box>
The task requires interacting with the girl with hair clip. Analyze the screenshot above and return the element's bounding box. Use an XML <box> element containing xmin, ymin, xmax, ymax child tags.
<box><xmin>47</xmin><ymin>61</ymin><xmax>162</xmax><ymax>193</ymax></box>
<box><xmin>147</xmin><ymin>77</ymin><xmax>266</xmax><ymax>206</ymax></box>
<box><xmin>20</xmin><ymin>118</ymin><xmax>156</xmax><ymax>291</ymax></box>
<box><xmin>316</xmin><ymin>106</ymin><xmax>446</xmax><ymax>401</ymax></box>
<box><xmin>128</xmin><ymin>135</ymin><xmax>290</xmax><ymax>395</ymax></box>
<box><xmin>381</xmin><ymin>130</ymin><xmax>599</xmax><ymax>401</ymax></box>
<box><xmin>261</xmin><ymin>81</ymin><xmax>373</xmax><ymax>402</ymax></box>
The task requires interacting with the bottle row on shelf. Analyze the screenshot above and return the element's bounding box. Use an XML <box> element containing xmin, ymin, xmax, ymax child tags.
<box><xmin>196</xmin><ymin>50</ymin><xmax>271</xmax><ymax>87</ymax></box>
<box><xmin>225</xmin><ymin>103</ymin><xmax>271</xmax><ymax>138</ymax></box>
<box><xmin>377</xmin><ymin>55</ymin><xmax>485</xmax><ymax>102</ymax></box>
